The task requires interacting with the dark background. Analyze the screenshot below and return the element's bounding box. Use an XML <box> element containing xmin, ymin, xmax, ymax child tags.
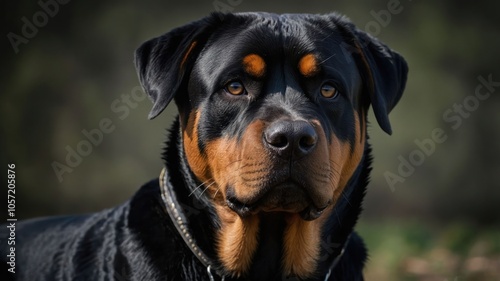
<box><xmin>2</xmin><ymin>0</ymin><xmax>499</xmax><ymax>280</ymax></box>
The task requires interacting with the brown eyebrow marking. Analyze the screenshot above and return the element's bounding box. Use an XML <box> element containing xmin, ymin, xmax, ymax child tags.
<box><xmin>298</xmin><ymin>53</ymin><xmax>319</xmax><ymax>77</ymax></box>
<box><xmin>242</xmin><ymin>54</ymin><xmax>266</xmax><ymax>77</ymax></box>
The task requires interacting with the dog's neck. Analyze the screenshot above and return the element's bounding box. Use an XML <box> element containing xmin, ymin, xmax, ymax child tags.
<box><xmin>161</xmin><ymin>118</ymin><xmax>370</xmax><ymax>280</ymax></box>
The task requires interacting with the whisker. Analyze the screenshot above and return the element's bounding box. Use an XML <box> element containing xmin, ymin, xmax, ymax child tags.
<box><xmin>341</xmin><ymin>191</ymin><xmax>352</xmax><ymax>207</ymax></box>
<box><xmin>213</xmin><ymin>188</ymin><xmax>221</xmax><ymax>199</ymax></box>
<box><xmin>199</xmin><ymin>181</ymin><xmax>216</xmax><ymax>197</ymax></box>
<box><xmin>189</xmin><ymin>179</ymin><xmax>214</xmax><ymax>197</ymax></box>
<box><xmin>318</xmin><ymin>54</ymin><xmax>336</xmax><ymax>65</ymax></box>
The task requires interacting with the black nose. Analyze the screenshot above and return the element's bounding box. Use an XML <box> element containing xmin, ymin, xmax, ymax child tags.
<box><xmin>263</xmin><ymin>120</ymin><xmax>318</xmax><ymax>159</ymax></box>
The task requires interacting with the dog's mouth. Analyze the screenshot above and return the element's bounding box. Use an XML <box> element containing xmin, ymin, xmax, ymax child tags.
<box><xmin>225</xmin><ymin>181</ymin><xmax>329</xmax><ymax>221</ymax></box>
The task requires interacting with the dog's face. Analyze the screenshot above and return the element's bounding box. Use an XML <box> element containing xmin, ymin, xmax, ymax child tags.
<box><xmin>182</xmin><ymin>18</ymin><xmax>367</xmax><ymax>221</ymax></box>
<box><xmin>135</xmin><ymin>12</ymin><xmax>407</xmax><ymax>276</ymax></box>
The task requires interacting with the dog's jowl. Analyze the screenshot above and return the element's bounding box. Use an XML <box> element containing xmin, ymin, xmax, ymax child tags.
<box><xmin>1</xmin><ymin>12</ymin><xmax>407</xmax><ymax>281</ymax></box>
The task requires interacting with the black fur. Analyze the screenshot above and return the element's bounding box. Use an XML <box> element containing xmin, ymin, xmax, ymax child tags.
<box><xmin>0</xmin><ymin>12</ymin><xmax>407</xmax><ymax>281</ymax></box>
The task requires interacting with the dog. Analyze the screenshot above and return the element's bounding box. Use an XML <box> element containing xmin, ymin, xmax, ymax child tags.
<box><xmin>1</xmin><ymin>12</ymin><xmax>407</xmax><ymax>281</ymax></box>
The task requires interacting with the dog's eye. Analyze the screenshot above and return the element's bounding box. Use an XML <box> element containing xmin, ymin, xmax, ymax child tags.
<box><xmin>225</xmin><ymin>81</ymin><xmax>246</xmax><ymax>95</ymax></box>
<box><xmin>320</xmin><ymin>83</ymin><xmax>338</xmax><ymax>99</ymax></box>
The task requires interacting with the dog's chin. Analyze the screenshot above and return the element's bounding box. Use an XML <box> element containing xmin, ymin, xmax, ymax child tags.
<box><xmin>226</xmin><ymin>182</ymin><xmax>328</xmax><ymax>221</ymax></box>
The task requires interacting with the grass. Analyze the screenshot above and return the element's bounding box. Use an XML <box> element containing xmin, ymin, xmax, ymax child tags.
<box><xmin>357</xmin><ymin>220</ymin><xmax>500</xmax><ymax>281</ymax></box>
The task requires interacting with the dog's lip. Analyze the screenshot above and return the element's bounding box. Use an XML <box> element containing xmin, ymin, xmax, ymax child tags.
<box><xmin>226</xmin><ymin>196</ymin><xmax>256</xmax><ymax>217</ymax></box>
<box><xmin>299</xmin><ymin>205</ymin><xmax>328</xmax><ymax>221</ymax></box>
<box><xmin>225</xmin><ymin>181</ymin><xmax>329</xmax><ymax>220</ymax></box>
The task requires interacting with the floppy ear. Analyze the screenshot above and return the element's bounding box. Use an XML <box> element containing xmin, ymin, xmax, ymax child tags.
<box><xmin>337</xmin><ymin>19</ymin><xmax>408</xmax><ymax>135</ymax></box>
<box><xmin>134</xmin><ymin>14</ymin><xmax>223</xmax><ymax>119</ymax></box>
<box><xmin>353</xmin><ymin>29</ymin><xmax>408</xmax><ymax>134</ymax></box>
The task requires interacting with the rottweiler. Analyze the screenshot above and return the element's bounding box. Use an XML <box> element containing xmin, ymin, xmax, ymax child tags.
<box><xmin>1</xmin><ymin>12</ymin><xmax>407</xmax><ymax>281</ymax></box>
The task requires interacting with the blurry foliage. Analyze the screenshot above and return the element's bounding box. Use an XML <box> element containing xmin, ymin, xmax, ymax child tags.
<box><xmin>359</xmin><ymin>221</ymin><xmax>500</xmax><ymax>280</ymax></box>
<box><xmin>1</xmin><ymin>0</ymin><xmax>500</xmax><ymax>273</ymax></box>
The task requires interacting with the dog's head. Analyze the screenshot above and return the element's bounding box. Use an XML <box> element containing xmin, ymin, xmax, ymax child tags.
<box><xmin>135</xmin><ymin>12</ymin><xmax>407</xmax><ymax>219</ymax></box>
<box><xmin>135</xmin><ymin>12</ymin><xmax>407</xmax><ymax>276</ymax></box>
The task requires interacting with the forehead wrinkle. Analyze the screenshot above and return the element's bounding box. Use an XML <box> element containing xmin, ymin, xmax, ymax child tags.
<box><xmin>242</xmin><ymin>15</ymin><xmax>316</xmax><ymax>61</ymax></box>
<box><xmin>197</xmin><ymin>15</ymin><xmax>319</xmax><ymax>82</ymax></box>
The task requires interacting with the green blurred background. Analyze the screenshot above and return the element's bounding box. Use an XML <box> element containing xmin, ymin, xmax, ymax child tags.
<box><xmin>2</xmin><ymin>0</ymin><xmax>499</xmax><ymax>280</ymax></box>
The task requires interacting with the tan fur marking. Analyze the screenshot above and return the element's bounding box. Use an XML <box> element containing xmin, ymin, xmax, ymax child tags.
<box><xmin>201</xmin><ymin>121</ymin><xmax>271</xmax><ymax>276</ymax></box>
<box><xmin>180</xmin><ymin>41</ymin><xmax>198</xmax><ymax>69</ymax></box>
<box><xmin>183</xmin><ymin>118</ymin><xmax>266</xmax><ymax>276</ymax></box>
<box><xmin>242</xmin><ymin>54</ymin><xmax>266</xmax><ymax>77</ymax></box>
<box><xmin>298</xmin><ymin>54</ymin><xmax>319</xmax><ymax>77</ymax></box>
<box><xmin>216</xmin><ymin>209</ymin><xmax>260</xmax><ymax>277</ymax></box>
<box><xmin>282</xmin><ymin>214</ymin><xmax>321</xmax><ymax>278</ymax></box>
<box><xmin>206</xmin><ymin>121</ymin><xmax>271</xmax><ymax>202</ymax></box>
<box><xmin>331</xmin><ymin>113</ymin><xmax>366</xmax><ymax>202</ymax></box>
<box><xmin>183</xmin><ymin>111</ymin><xmax>211</xmax><ymax>183</ymax></box>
